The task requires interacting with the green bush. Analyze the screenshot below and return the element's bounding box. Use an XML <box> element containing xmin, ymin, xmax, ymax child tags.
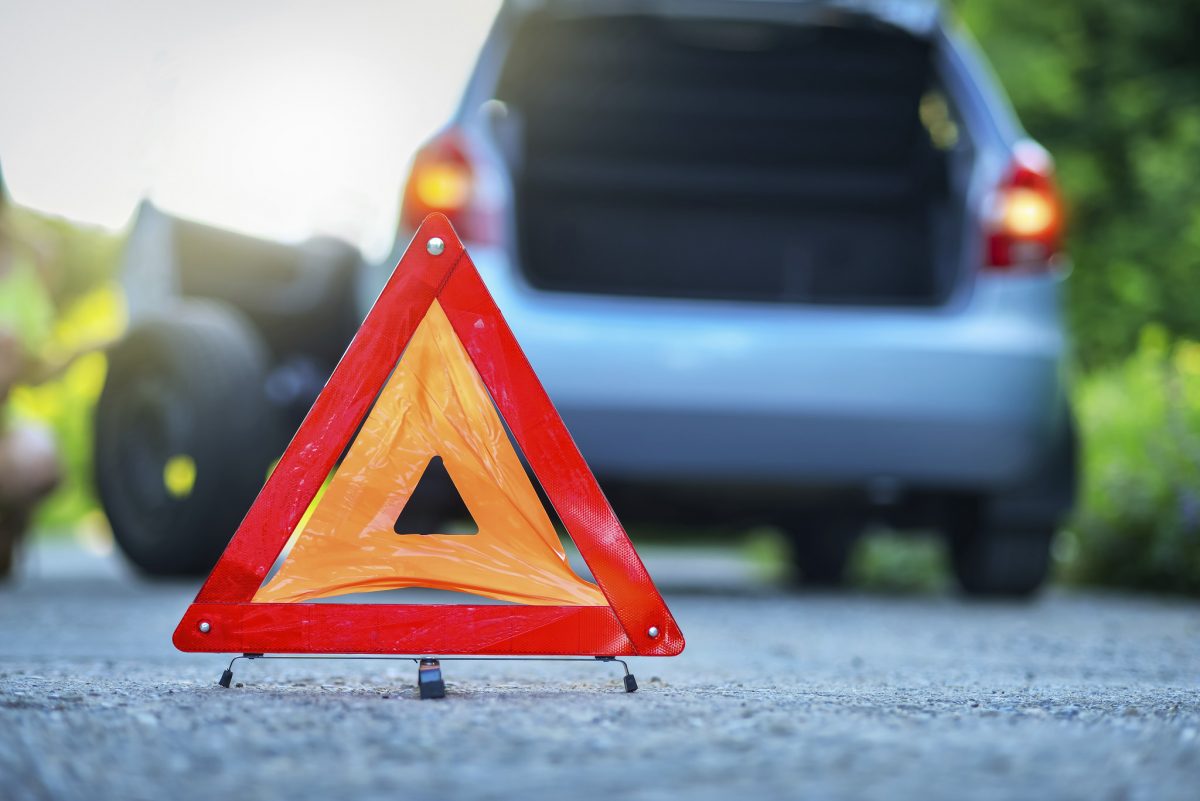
<box><xmin>848</xmin><ymin>531</ymin><xmax>947</xmax><ymax>594</ymax></box>
<box><xmin>1061</xmin><ymin>327</ymin><xmax>1200</xmax><ymax>593</ymax></box>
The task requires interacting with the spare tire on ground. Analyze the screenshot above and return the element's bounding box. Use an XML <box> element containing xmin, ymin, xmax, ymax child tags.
<box><xmin>95</xmin><ymin>300</ymin><xmax>279</xmax><ymax>576</ymax></box>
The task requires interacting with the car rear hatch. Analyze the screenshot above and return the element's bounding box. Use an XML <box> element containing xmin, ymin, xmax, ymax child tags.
<box><xmin>492</xmin><ymin>6</ymin><xmax>967</xmax><ymax>306</ymax></box>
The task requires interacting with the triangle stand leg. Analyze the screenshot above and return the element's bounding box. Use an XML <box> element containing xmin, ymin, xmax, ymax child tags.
<box><xmin>218</xmin><ymin>653</ymin><xmax>264</xmax><ymax>689</ymax></box>
<box><xmin>418</xmin><ymin>658</ymin><xmax>446</xmax><ymax>699</ymax></box>
<box><xmin>598</xmin><ymin>656</ymin><xmax>637</xmax><ymax>693</ymax></box>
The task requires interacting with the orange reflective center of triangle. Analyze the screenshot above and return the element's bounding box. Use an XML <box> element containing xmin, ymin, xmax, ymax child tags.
<box><xmin>253</xmin><ymin>300</ymin><xmax>607</xmax><ymax>606</ymax></box>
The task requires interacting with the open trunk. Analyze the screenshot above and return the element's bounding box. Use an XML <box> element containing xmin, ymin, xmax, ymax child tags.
<box><xmin>494</xmin><ymin>12</ymin><xmax>966</xmax><ymax>305</ymax></box>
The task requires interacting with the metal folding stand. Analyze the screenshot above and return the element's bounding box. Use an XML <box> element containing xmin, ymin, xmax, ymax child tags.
<box><xmin>417</xmin><ymin>659</ymin><xmax>445</xmax><ymax>699</ymax></box>
<box><xmin>217</xmin><ymin>654</ymin><xmax>638</xmax><ymax>697</ymax></box>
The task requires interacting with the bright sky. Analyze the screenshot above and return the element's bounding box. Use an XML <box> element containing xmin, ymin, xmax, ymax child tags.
<box><xmin>0</xmin><ymin>0</ymin><xmax>501</xmax><ymax>259</ymax></box>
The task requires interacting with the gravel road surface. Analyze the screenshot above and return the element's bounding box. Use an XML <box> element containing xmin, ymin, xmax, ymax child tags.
<box><xmin>2</xmin><ymin>542</ymin><xmax>1198</xmax><ymax>801</ymax></box>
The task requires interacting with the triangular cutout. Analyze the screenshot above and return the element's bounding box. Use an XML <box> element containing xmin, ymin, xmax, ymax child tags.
<box><xmin>173</xmin><ymin>214</ymin><xmax>683</xmax><ymax>657</ymax></box>
<box><xmin>392</xmin><ymin>457</ymin><xmax>477</xmax><ymax>535</ymax></box>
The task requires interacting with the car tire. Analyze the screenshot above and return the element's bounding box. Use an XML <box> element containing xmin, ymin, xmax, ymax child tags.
<box><xmin>947</xmin><ymin>403</ymin><xmax>1075</xmax><ymax>598</ymax></box>
<box><xmin>949</xmin><ymin>527</ymin><xmax>1052</xmax><ymax>598</ymax></box>
<box><xmin>785</xmin><ymin>514</ymin><xmax>860</xmax><ymax>587</ymax></box>
<box><xmin>95</xmin><ymin>300</ymin><xmax>278</xmax><ymax>576</ymax></box>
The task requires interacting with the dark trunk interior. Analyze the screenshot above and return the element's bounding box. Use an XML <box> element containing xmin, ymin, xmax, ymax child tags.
<box><xmin>495</xmin><ymin>13</ymin><xmax>964</xmax><ymax>305</ymax></box>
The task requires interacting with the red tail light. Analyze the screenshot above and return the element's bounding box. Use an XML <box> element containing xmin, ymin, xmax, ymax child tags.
<box><xmin>400</xmin><ymin>129</ymin><xmax>502</xmax><ymax>244</ymax></box>
<box><xmin>984</xmin><ymin>140</ymin><xmax>1064</xmax><ymax>271</ymax></box>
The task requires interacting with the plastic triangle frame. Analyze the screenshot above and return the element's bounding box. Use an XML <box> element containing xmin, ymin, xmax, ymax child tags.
<box><xmin>173</xmin><ymin>214</ymin><xmax>684</xmax><ymax>657</ymax></box>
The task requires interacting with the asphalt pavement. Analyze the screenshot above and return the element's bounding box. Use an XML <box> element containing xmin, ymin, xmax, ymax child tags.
<box><xmin>2</xmin><ymin>541</ymin><xmax>1198</xmax><ymax>801</ymax></box>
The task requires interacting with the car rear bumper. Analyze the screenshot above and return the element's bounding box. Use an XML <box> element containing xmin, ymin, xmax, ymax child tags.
<box><xmin>557</xmin><ymin>401</ymin><xmax>1061</xmax><ymax>490</ymax></box>
<box><xmin>386</xmin><ymin>247</ymin><xmax>1069</xmax><ymax>492</ymax></box>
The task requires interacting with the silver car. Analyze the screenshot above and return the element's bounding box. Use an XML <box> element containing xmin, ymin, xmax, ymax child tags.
<box><xmin>383</xmin><ymin>0</ymin><xmax>1076</xmax><ymax>595</ymax></box>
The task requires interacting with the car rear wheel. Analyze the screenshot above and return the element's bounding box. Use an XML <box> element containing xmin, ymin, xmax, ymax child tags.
<box><xmin>948</xmin><ymin>405</ymin><xmax>1073</xmax><ymax>598</ymax></box>
<box><xmin>949</xmin><ymin>527</ymin><xmax>1053</xmax><ymax>598</ymax></box>
<box><xmin>95</xmin><ymin>301</ymin><xmax>278</xmax><ymax>575</ymax></box>
<box><xmin>784</xmin><ymin>513</ymin><xmax>861</xmax><ymax>587</ymax></box>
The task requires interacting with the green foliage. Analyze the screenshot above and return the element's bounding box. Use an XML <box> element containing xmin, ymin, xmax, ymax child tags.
<box><xmin>955</xmin><ymin>0</ymin><xmax>1200</xmax><ymax>368</ymax></box>
<box><xmin>1059</xmin><ymin>328</ymin><xmax>1200</xmax><ymax>593</ymax></box>
<box><xmin>848</xmin><ymin>531</ymin><xmax>947</xmax><ymax>594</ymax></box>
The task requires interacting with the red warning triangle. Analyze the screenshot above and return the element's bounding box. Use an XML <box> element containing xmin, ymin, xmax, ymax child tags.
<box><xmin>173</xmin><ymin>214</ymin><xmax>683</xmax><ymax>657</ymax></box>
